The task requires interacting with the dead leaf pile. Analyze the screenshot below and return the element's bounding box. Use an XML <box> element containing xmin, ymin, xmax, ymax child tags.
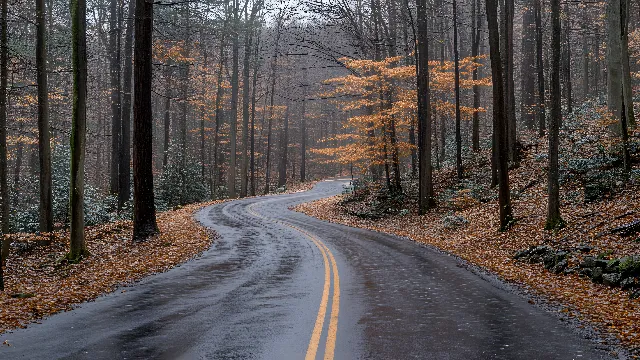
<box><xmin>295</xmin><ymin>147</ymin><xmax>640</xmax><ymax>352</ymax></box>
<box><xmin>0</xmin><ymin>200</ymin><xmax>222</xmax><ymax>334</ymax></box>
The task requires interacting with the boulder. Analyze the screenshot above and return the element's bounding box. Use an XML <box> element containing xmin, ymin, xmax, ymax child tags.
<box><xmin>551</xmin><ymin>259</ymin><xmax>568</xmax><ymax>274</ymax></box>
<box><xmin>591</xmin><ymin>267</ymin><xmax>604</xmax><ymax>283</ymax></box>
<box><xmin>605</xmin><ymin>259</ymin><xmax>621</xmax><ymax>273</ymax></box>
<box><xmin>620</xmin><ymin>277</ymin><xmax>636</xmax><ymax>290</ymax></box>
<box><xmin>543</xmin><ymin>254</ymin><xmax>557</xmax><ymax>269</ymax></box>
<box><xmin>579</xmin><ymin>268</ymin><xmax>593</xmax><ymax>278</ymax></box>
<box><xmin>576</xmin><ymin>244</ymin><xmax>593</xmax><ymax>253</ymax></box>
<box><xmin>580</xmin><ymin>256</ymin><xmax>598</xmax><ymax>269</ymax></box>
<box><xmin>602</xmin><ymin>273</ymin><xmax>622</xmax><ymax>287</ymax></box>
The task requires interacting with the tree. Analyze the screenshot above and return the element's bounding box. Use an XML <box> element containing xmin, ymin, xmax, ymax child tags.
<box><xmin>118</xmin><ymin>0</ymin><xmax>135</xmax><ymax>210</ymax></box>
<box><xmin>535</xmin><ymin>0</ymin><xmax>546</xmax><ymax>137</ymax></box>
<box><xmin>520</xmin><ymin>0</ymin><xmax>536</xmax><ymax>129</ymax></box>
<box><xmin>471</xmin><ymin>0</ymin><xmax>481</xmax><ymax>152</ymax></box>
<box><xmin>109</xmin><ymin>0</ymin><xmax>122</xmax><ymax>195</ymax></box>
<box><xmin>227</xmin><ymin>0</ymin><xmax>240</xmax><ymax>198</ymax></box>
<box><xmin>68</xmin><ymin>0</ymin><xmax>88</xmax><ymax>260</ymax></box>
<box><xmin>546</xmin><ymin>0</ymin><xmax>563</xmax><ymax>230</ymax></box>
<box><xmin>132</xmin><ymin>0</ymin><xmax>158</xmax><ymax>240</ymax></box>
<box><xmin>36</xmin><ymin>0</ymin><xmax>52</xmax><ymax>232</ymax></box>
<box><xmin>277</xmin><ymin>105</ymin><xmax>289</xmax><ymax>188</ymax></box>
<box><xmin>0</xmin><ymin>0</ymin><xmax>8</xmax><ymax>290</ymax></box>
<box><xmin>453</xmin><ymin>0</ymin><xmax>462</xmax><ymax>179</ymax></box>
<box><xmin>416</xmin><ymin>0</ymin><xmax>432</xmax><ymax>214</ymax></box>
<box><xmin>486</xmin><ymin>0</ymin><xmax>513</xmax><ymax>230</ymax></box>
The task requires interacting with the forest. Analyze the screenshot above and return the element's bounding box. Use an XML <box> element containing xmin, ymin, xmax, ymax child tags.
<box><xmin>0</xmin><ymin>0</ymin><xmax>639</xmax><ymax>353</ymax></box>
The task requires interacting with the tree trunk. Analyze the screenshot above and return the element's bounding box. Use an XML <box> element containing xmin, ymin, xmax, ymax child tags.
<box><xmin>132</xmin><ymin>0</ymin><xmax>158</xmax><ymax>240</ymax></box>
<box><xmin>36</xmin><ymin>0</ymin><xmax>52</xmax><ymax>232</ymax></box>
<box><xmin>162</xmin><ymin>65</ymin><xmax>171</xmax><ymax>169</ymax></box>
<box><xmin>454</xmin><ymin>0</ymin><xmax>463</xmax><ymax>179</ymax></box>
<box><xmin>562</xmin><ymin>2</ymin><xmax>572</xmax><ymax>114</ymax></box>
<box><xmin>620</xmin><ymin>0</ymin><xmax>635</xmax><ymax>129</ymax></box>
<box><xmin>0</xmin><ymin>0</ymin><xmax>9</xmax><ymax>287</ymax></box>
<box><xmin>546</xmin><ymin>0</ymin><xmax>563</xmax><ymax>229</ymax></box>
<box><xmin>69</xmin><ymin>0</ymin><xmax>88</xmax><ymax>259</ymax></box>
<box><xmin>250</xmin><ymin>33</ymin><xmax>259</xmax><ymax>196</ymax></box>
<box><xmin>505</xmin><ymin>0</ymin><xmax>516</xmax><ymax>163</ymax></box>
<box><xmin>486</xmin><ymin>0</ymin><xmax>513</xmax><ymax>230</ymax></box>
<box><xmin>118</xmin><ymin>0</ymin><xmax>134</xmax><ymax>210</ymax></box>
<box><xmin>109</xmin><ymin>0</ymin><xmax>121</xmax><ymax>195</ymax></box>
<box><xmin>227</xmin><ymin>1</ymin><xmax>239</xmax><ymax>198</ymax></box>
<box><xmin>240</xmin><ymin>16</ymin><xmax>252</xmax><ymax>197</ymax></box>
<box><xmin>535</xmin><ymin>0</ymin><xmax>546</xmax><ymax>137</ymax></box>
<box><xmin>416</xmin><ymin>0</ymin><xmax>432</xmax><ymax>213</ymax></box>
<box><xmin>300</xmin><ymin>68</ymin><xmax>307</xmax><ymax>183</ymax></box>
<box><xmin>471</xmin><ymin>0</ymin><xmax>481</xmax><ymax>152</ymax></box>
<box><xmin>264</xmin><ymin>20</ymin><xmax>282</xmax><ymax>195</ymax></box>
<box><xmin>520</xmin><ymin>0</ymin><xmax>536</xmax><ymax>129</ymax></box>
<box><xmin>607</xmin><ymin>0</ymin><xmax>623</xmax><ymax>120</ymax></box>
<box><xmin>277</xmin><ymin>105</ymin><xmax>289</xmax><ymax>188</ymax></box>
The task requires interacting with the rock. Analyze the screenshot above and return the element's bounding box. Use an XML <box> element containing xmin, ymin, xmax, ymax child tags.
<box><xmin>630</xmin><ymin>289</ymin><xmax>640</xmax><ymax>300</ymax></box>
<box><xmin>543</xmin><ymin>254</ymin><xmax>557</xmax><ymax>269</ymax></box>
<box><xmin>591</xmin><ymin>267</ymin><xmax>604</xmax><ymax>283</ymax></box>
<box><xmin>602</xmin><ymin>273</ymin><xmax>622</xmax><ymax>287</ymax></box>
<box><xmin>514</xmin><ymin>248</ymin><xmax>532</xmax><ymax>260</ymax></box>
<box><xmin>620</xmin><ymin>277</ymin><xmax>636</xmax><ymax>290</ymax></box>
<box><xmin>605</xmin><ymin>259</ymin><xmax>621</xmax><ymax>273</ymax></box>
<box><xmin>552</xmin><ymin>259</ymin><xmax>568</xmax><ymax>274</ymax></box>
<box><xmin>533</xmin><ymin>245</ymin><xmax>553</xmax><ymax>256</ymax></box>
<box><xmin>579</xmin><ymin>268</ymin><xmax>593</xmax><ymax>278</ymax></box>
<box><xmin>580</xmin><ymin>256</ymin><xmax>598</xmax><ymax>268</ymax></box>
<box><xmin>10</xmin><ymin>293</ymin><xmax>35</xmax><ymax>299</ymax></box>
<box><xmin>619</xmin><ymin>256</ymin><xmax>640</xmax><ymax>277</ymax></box>
<box><xmin>576</xmin><ymin>244</ymin><xmax>593</xmax><ymax>253</ymax></box>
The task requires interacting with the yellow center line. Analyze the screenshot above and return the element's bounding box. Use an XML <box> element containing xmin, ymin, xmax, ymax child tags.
<box><xmin>247</xmin><ymin>201</ymin><xmax>340</xmax><ymax>360</ymax></box>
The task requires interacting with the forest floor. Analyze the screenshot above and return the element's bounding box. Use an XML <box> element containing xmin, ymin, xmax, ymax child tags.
<box><xmin>296</xmin><ymin>132</ymin><xmax>640</xmax><ymax>353</ymax></box>
<box><xmin>0</xmin><ymin>180</ymin><xmax>315</xmax><ymax>335</ymax></box>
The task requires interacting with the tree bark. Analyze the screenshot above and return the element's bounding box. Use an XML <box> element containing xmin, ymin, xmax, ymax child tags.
<box><xmin>562</xmin><ymin>2</ymin><xmax>572</xmax><ymax>114</ymax></box>
<box><xmin>620</xmin><ymin>0</ymin><xmax>635</xmax><ymax>129</ymax></box>
<box><xmin>546</xmin><ymin>0</ymin><xmax>563</xmax><ymax>229</ymax></box>
<box><xmin>520</xmin><ymin>0</ymin><xmax>536</xmax><ymax>129</ymax></box>
<box><xmin>486</xmin><ymin>0</ymin><xmax>513</xmax><ymax>230</ymax></box>
<box><xmin>535</xmin><ymin>0</ymin><xmax>546</xmax><ymax>137</ymax></box>
<box><xmin>300</xmin><ymin>68</ymin><xmax>307</xmax><ymax>183</ymax></box>
<box><xmin>471</xmin><ymin>0</ymin><xmax>481</xmax><ymax>152</ymax></box>
<box><xmin>36</xmin><ymin>0</ymin><xmax>52</xmax><ymax>232</ymax></box>
<box><xmin>132</xmin><ymin>0</ymin><xmax>158</xmax><ymax>240</ymax></box>
<box><xmin>416</xmin><ymin>0</ymin><xmax>432</xmax><ymax>213</ymax></box>
<box><xmin>454</xmin><ymin>0</ymin><xmax>463</xmax><ymax>179</ymax></box>
<box><xmin>277</xmin><ymin>105</ymin><xmax>289</xmax><ymax>188</ymax></box>
<box><xmin>109</xmin><ymin>0</ymin><xmax>121</xmax><ymax>195</ymax></box>
<box><xmin>162</xmin><ymin>65</ymin><xmax>171</xmax><ymax>169</ymax></box>
<box><xmin>607</xmin><ymin>0</ymin><xmax>623</xmax><ymax>120</ymax></box>
<box><xmin>69</xmin><ymin>0</ymin><xmax>88</xmax><ymax>259</ymax></box>
<box><xmin>118</xmin><ymin>0</ymin><xmax>134</xmax><ymax>210</ymax></box>
<box><xmin>249</xmin><ymin>32</ymin><xmax>259</xmax><ymax>196</ymax></box>
<box><xmin>0</xmin><ymin>0</ymin><xmax>9</xmax><ymax>287</ymax></box>
<box><xmin>227</xmin><ymin>0</ymin><xmax>239</xmax><ymax>198</ymax></box>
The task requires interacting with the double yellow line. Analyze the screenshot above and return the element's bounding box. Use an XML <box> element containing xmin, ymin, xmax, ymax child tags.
<box><xmin>247</xmin><ymin>201</ymin><xmax>340</xmax><ymax>360</ymax></box>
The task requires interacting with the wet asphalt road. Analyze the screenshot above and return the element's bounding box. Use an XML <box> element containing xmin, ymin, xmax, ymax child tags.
<box><xmin>0</xmin><ymin>180</ymin><xmax>619</xmax><ymax>359</ymax></box>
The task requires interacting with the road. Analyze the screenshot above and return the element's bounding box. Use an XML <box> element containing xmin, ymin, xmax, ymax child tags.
<box><xmin>0</xmin><ymin>179</ymin><xmax>618</xmax><ymax>359</ymax></box>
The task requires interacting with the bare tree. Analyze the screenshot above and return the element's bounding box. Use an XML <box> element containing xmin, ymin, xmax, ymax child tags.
<box><xmin>486</xmin><ymin>0</ymin><xmax>513</xmax><ymax>230</ymax></box>
<box><xmin>416</xmin><ymin>0</ymin><xmax>432</xmax><ymax>213</ymax></box>
<box><xmin>546</xmin><ymin>0</ymin><xmax>563</xmax><ymax>229</ymax></box>
<box><xmin>132</xmin><ymin>0</ymin><xmax>158</xmax><ymax>240</ymax></box>
<box><xmin>36</xmin><ymin>0</ymin><xmax>52</xmax><ymax>232</ymax></box>
<box><xmin>68</xmin><ymin>0</ymin><xmax>88</xmax><ymax>260</ymax></box>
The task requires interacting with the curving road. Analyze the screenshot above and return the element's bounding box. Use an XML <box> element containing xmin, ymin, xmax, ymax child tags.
<box><xmin>0</xmin><ymin>180</ymin><xmax>618</xmax><ymax>359</ymax></box>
